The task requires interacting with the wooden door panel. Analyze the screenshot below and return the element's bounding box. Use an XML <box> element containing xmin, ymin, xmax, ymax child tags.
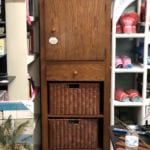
<box><xmin>44</xmin><ymin>0</ymin><xmax>106</xmax><ymax>61</ymax></box>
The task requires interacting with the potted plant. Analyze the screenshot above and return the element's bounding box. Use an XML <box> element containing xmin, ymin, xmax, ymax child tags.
<box><xmin>0</xmin><ymin>115</ymin><xmax>32</xmax><ymax>150</ymax></box>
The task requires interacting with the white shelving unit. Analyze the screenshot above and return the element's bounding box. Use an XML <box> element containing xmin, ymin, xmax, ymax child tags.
<box><xmin>111</xmin><ymin>0</ymin><xmax>150</xmax><ymax>127</ymax></box>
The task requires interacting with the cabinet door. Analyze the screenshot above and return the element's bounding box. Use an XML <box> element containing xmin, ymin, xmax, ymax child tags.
<box><xmin>44</xmin><ymin>0</ymin><xmax>106</xmax><ymax>61</ymax></box>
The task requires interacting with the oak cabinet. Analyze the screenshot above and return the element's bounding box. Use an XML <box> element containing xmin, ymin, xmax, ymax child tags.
<box><xmin>40</xmin><ymin>0</ymin><xmax>111</xmax><ymax>149</ymax></box>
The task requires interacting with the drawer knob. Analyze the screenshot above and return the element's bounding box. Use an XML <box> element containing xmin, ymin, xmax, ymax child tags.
<box><xmin>73</xmin><ymin>70</ymin><xmax>78</xmax><ymax>75</ymax></box>
<box><xmin>51</xmin><ymin>27</ymin><xmax>56</xmax><ymax>32</ymax></box>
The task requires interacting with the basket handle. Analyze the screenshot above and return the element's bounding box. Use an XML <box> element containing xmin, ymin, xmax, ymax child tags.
<box><xmin>68</xmin><ymin>119</ymin><xmax>79</xmax><ymax>124</ymax></box>
<box><xmin>68</xmin><ymin>83</ymin><xmax>80</xmax><ymax>88</ymax></box>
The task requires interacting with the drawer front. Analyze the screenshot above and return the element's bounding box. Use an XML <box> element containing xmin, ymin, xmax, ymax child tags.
<box><xmin>48</xmin><ymin>119</ymin><xmax>99</xmax><ymax>149</ymax></box>
<box><xmin>46</xmin><ymin>63</ymin><xmax>105</xmax><ymax>81</ymax></box>
<box><xmin>48</xmin><ymin>82</ymin><xmax>100</xmax><ymax>115</ymax></box>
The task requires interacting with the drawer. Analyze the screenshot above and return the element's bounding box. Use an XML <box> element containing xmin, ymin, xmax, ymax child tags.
<box><xmin>46</xmin><ymin>62</ymin><xmax>105</xmax><ymax>81</ymax></box>
<box><xmin>48</xmin><ymin>119</ymin><xmax>99</xmax><ymax>149</ymax></box>
<box><xmin>48</xmin><ymin>82</ymin><xmax>100</xmax><ymax>115</ymax></box>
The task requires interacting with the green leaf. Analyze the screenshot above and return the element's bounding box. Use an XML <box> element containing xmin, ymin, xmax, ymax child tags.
<box><xmin>13</xmin><ymin>120</ymin><xmax>29</xmax><ymax>141</ymax></box>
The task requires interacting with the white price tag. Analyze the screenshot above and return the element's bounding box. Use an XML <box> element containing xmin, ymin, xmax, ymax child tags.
<box><xmin>49</xmin><ymin>37</ymin><xmax>58</xmax><ymax>45</ymax></box>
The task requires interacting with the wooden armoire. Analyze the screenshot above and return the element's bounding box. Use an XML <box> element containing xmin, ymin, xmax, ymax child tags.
<box><xmin>40</xmin><ymin>0</ymin><xmax>111</xmax><ymax>150</ymax></box>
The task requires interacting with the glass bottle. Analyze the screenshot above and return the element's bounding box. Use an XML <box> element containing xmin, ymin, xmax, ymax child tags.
<box><xmin>125</xmin><ymin>129</ymin><xmax>139</xmax><ymax>150</ymax></box>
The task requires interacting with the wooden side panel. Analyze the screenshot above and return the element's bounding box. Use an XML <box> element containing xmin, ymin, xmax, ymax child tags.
<box><xmin>44</xmin><ymin>0</ymin><xmax>106</xmax><ymax>61</ymax></box>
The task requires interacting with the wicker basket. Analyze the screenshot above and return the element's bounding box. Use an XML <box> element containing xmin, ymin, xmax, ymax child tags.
<box><xmin>48</xmin><ymin>82</ymin><xmax>100</xmax><ymax>115</ymax></box>
<box><xmin>48</xmin><ymin>119</ymin><xmax>99</xmax><ymax>149</ymax></box>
